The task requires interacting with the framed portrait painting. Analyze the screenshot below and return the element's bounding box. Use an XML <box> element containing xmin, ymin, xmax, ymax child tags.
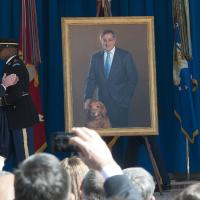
<box><xmin>61</xmin><ymin>17</ymin><xmax>158</xmax><ymax>136</ymax></box>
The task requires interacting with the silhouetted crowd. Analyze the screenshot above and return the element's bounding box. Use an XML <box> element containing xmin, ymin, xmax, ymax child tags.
<box><xmin>0</xmin><ymin>127</ymin><xmax>199</xmax><ymax>200</ymax></box>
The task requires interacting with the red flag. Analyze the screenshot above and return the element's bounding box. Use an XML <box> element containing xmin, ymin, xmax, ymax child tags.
<box><xmin>20</xmin><ymin>0</ymin><xmax>46</xmax><ymax>152</ymax></box>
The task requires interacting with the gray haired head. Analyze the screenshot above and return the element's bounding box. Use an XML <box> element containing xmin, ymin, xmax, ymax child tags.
<box><xmin>99</xmin><ymin>29</ymin><xmax>116</xmax><ymax>40</ymax></box>
<box><xmin>123</xmin><ymin>167</ymin><xmax>155</xmax><ymax>200</ymax></box>
<box><xmin>14</xmin><ymin>153</ymin><xmax>71</xmax><ymax>200</ymax></box>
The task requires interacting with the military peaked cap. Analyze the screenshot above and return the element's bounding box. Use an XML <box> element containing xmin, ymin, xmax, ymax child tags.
<box><xmin>0</xmin><ymin>39</ymin><xmax>19</xmax><ymax>48</ymax></box>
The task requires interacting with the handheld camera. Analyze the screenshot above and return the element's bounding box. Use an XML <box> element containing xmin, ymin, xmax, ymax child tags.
<box><xmin>51</xmin><ymin>132</ymin><xmax>78</xmax><ymax>153</ymax></box>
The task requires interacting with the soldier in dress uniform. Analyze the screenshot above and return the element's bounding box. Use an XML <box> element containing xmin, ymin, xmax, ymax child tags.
<box><xmin>0</xmin><ymin>73</ymin><xmax>19</xmax><ymax>169</ymax></box>
<box><xmin>0</xmin><ymin>39</ymin><xmax>38</xmax><ymax>167</ymax></box>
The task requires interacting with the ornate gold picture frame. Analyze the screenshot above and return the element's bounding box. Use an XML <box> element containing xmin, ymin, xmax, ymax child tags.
<box><xmin>61</xmin><ymin>17</ymin><xmax>158</xmax><ymax>136</ymax></box>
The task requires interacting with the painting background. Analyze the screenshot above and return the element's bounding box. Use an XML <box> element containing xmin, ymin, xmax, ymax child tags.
<box><xmin>69</xmin><ymin>24</ymin><xmax>150</xmax><ymax>127</ymax></box>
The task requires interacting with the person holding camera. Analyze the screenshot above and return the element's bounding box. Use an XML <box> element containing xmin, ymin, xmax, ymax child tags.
<box><xmin>69</xmin><ymin>127</ymin><xmax>142</xmax><ymax>200</ymax></box>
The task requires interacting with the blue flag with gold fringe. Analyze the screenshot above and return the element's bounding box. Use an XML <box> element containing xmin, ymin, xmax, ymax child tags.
<box><xmin>173</xmin><ymin>0</ymin><xmax>199</xmax><ymax>143</ymax></box>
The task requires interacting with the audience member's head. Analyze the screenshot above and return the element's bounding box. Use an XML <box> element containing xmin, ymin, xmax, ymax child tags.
<box><xmin>175</xmin><ymin>183</ymin><xmax>200</xmax><ymax>200</ymax></box>
<box><xmin>123</xmin><ymin>167</ymin><xmax>155</xmax><ymax>200</ymax></box>
<box><xmin>14</xmin><ymin>153</ymin><xmax>71</xmax><ymax>200</ymax></box>
<box><xmin>0</xmin><ymin>173</ymin><xmax>15</xmax><ymax>200</ymax></box>
<box><xmin>81</xmin><ymin>169</ymin><xmax>106</xmax><ymax>200</ymax></box>
<box><xmin>60</xmin><ymin>156</ymin><xmax>89</xmax><ymax>200</ymax></box>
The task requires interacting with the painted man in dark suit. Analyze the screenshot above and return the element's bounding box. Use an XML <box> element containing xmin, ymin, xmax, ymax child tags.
<box><xmin>84</xmin><ymin>29</ymin><xmax>138</xmax><ymax>127</ymax></box>
<box><xmin>0</xmin><ymin>40</ymin><xmax>38</xmax><ymax>167</ymax></box>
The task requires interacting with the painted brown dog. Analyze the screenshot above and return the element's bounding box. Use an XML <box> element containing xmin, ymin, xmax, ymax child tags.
<box><xmin>85</xmin><ymin>99</ymin><xmax>111</xmax><ymax>129</ymax></box>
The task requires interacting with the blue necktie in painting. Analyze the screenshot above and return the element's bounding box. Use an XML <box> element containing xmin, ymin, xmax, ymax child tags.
<box><xmin>104</xmin><ymin>51</ymin><xmax>111</xmax><ymax>79</ymax></box>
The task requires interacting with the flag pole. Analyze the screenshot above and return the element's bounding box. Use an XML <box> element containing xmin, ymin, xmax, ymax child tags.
<box><xmin>20</xmin><ymin>0</ymin><xmax>46</xmax><ymax>152</ymax></box>
<box><xmin>186</xmin><ymin>138</ymin><xmax>190</xmax><ymax>180</ymax></box>
<box><xmin>173</xmin><ymin>0</ymin><xmax>196</xmax><ymax>182</ymax></box>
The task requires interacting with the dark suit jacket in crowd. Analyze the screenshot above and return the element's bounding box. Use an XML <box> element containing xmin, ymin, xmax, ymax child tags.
<box><xmin>2</xmin><ymin>56</ymin><xmax>38</xmax><ymax>129</ymax></box>
<box><xmin>104</xmin><ymin>175</ymin><xmax>143</xmax><ymax>200</ymax></box>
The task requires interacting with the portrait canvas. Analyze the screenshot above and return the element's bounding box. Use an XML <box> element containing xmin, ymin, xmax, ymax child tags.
<box><xmin>62</xmin><ymin>17</ymin><xmax>158</xmax><ymax>136</ymax></box>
